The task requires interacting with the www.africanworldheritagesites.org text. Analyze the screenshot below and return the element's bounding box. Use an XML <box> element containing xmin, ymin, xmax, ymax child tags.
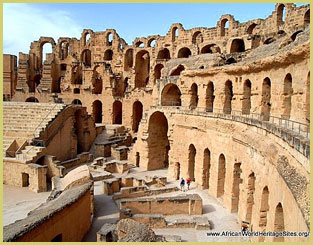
<box><xmin>206</xmin><ymin>231</ymin><xmax>310</xmax><ymax>238</ymax></box>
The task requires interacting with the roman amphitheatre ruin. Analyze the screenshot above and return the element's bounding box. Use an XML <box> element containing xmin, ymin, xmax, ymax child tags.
<box><xmin>2</xmin><ymin>3</ymin><xmax>310</xmax><ymax>242</ymax></box>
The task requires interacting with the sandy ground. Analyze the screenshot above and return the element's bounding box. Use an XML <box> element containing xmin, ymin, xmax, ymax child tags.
<box><xmin>3</xmin><ymin>185</ymin><xmax>51</xmax><ymax>226</ymax></box>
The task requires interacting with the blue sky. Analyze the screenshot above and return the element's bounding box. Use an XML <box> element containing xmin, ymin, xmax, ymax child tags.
<box><xmin>3</xmin><ymin>3</ymin><xmax>308</xmax><ymax>57</ymax></box>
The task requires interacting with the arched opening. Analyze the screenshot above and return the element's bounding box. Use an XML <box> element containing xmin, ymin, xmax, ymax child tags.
<box><xmin>73</xmin><ymin>88</ymin><xmax>80</xmax><ymax>94</ymax></box>
<box><xmin>135</xmin><ymin>50</ymin><xmax>150</xmax><ymax>88</ymax></box>
<box><xmin>154</xmin><ymin>64</ymin><xmax>164</xmax><ymax>83</ymax></box>
<box><xmin>189</xmin><ymin>83</ymin><xmax>199</xmax><ymax>109</ymax></box>
<box><xmin>247</xmin><ymin>23</ymin><xmax>257</xmax><ymax>35</ymax></box>
<box><xmin>51</xmin><ymin>233</ymin><xmax>62</xmax><ymax>242</ymax></box>
<box><xmin>132</xmin><ymin>101</ymin><xmax>143</xmax><ymax>132</ymax></box>
<box><xmin>113</xmin><ymin>100</ymin><xmax>122</xmax><ymax>124</ymax></box>
<box><xmin>135</xmin><ymin>41</ymin><xmax>144</xmax><ymax>48</ymax></box>
<box><xmin>304</xmin><ymin>9</ymin><xmax>310</xmax><ymax>27</ymax></box>
<box><xmin>305</xmin><ymin>72</ymin><xmax>310</xmax><ymax>122</ymax></box>
<box><xmin>205</xmin><ymin>82</ymin><xmax>214</xmax><ymax>112</ymax></box>
<box><xmin>107</xmin><ymin>33</ymin><xmax>113</xmax><ymax>46</ymax></box>
<box><xmin>72</xmin><ymin>99</ymin><xmax>82</xmax><ymax>105</ymax></box>
<box><xmin>224</xmin><ymin>80</ymin><xmax>233</xmax><ymax>114</ymax></box>
<box><xmin>170</xmin><ymin>65</ymin><xmax>185</xmax><ymax>76</ymax></box>
<box><xmin>245</xmin><ymin>172</ymin><xmax>256</xmax><ymax>223</ymax></box>
<box><xmin>188</xmin><ymin>144</ymin><xmax>196</xmax><ymax>181</ymax></box>
<box><xmin>230</xmin><ymin>39</ymin><xmax>245</xmax><ymax>53</ymax></box>
<box><xmin>157</xmin><ymin>48</ymin><xmax>171</xmax><ymax>60</ymax></box>
<box><xmin>177</xmin><ymin>47</ymin><xmax>191</xmax><ymax>58</ymax></box>
<box><xmin>174</xmin><ymin>162</ymin><xmax>181</xmax><ymax>180</ymax></box>
<box><xmin>282</xmin><ymin>73</ymin><xmax>292</xmax><ymax>119</ymax></box>
<box><xmin>81</xmin><ymin>49</ymin><xmax>91</xmax><ymax>67</ymax></box>
<box><xmin>273</xmin><ymin>203</ymin><xmax>284</xmax><ymax>242</ymax></box>
<box><xmin>217</xmin><ymin>154</ymin><xmax>226</xmax><ymax>197</ymax></box>
<box><xmin>231</xmin><ymin>162</ymin><xmax>242</xmax><ymax>213</ymax></box>
<box><xmin>60</xmin><ymin>42</ymin><xmax>69</xmax><ymax>60</ymax></box>
<box><xmin>92</xmin><ymin>100</ymin><xmax>102</xmax><ymax>123</ymax></box>
<box><xmin>172</xmin><ymin>27</ymin><xmax>179</xmax><ymax>42</ymax></box>
<box><xmin>25</xmin><ymin>97</ymin><xmax>39</xmax><ymax>103</ymax></box>
<box><xmin>202</xmin><ymin>148</ymin><xmax>211</xmax><ymax>189</ymax></box>
<box><xmin>221</xmin><ymin>18</ymin><xmax>229</xmax><ymax>37</ymax></box>
<box><xmin>41</xmin><ymin>42</ymin><xmax>53</xmax><ymax>64</ymax></box>
<box><xmin>84</xmin><ymin>33</ymin><xmax>90</xmax><ymax>46</ymax></box>
<box><xmin>258</xmin><ymin>186</ymin><xmax>269</xmax><ymax>242</ymax></box>
<box><xmin>124</xmin><ymin>49</ymin><xmax>133</xmax><ymax>70</ymax></box>
<box><xmin>71</xmin><ymin>65</ymin><xmax>82</xmax><ymax>84</ymax></box>
<box><xmin>277</xmin><ymin>4</ymin><xmax>286</xmax><ymax>25</ymax></box>
<box><xmin>104</xmin><ymin>49</ymin><xmax>113</xmax><ymax>61</ymax></box>
<box><xmin>261</xmin><ymin>77</ymin><xmax>271</xmax><ymax>121</ymax></box>
<box><xmin>201</xmin><ymin>44</ymin><xmax>221</xmax><ymax>54</ymax></box>
<box><xmin>226</xmin><ymin>57</ymin><xmax>237</xmax><ymax>64</ymax></box>
<box><xmin>242</xmin><ymin>79</ymin><xmax>252</xmax><ymax>114</ymax></box>
<box><xmin>148</xmin><ymin>39</ymin><xmax>157</xmax><ymax>47</ymax></box>
<box><xmin>192</xmin><ymin>31</ymin><xmax>203</xmax><ymax>45</ymax></box>
<box><xmin>21</xmin><ymin>173</ymin><xmax>30</xmax><ymax>187</ymax></box>
<box><xmin>291</xmin><ymin>30</ymin><xmax>303</xmax><ymax>41</ymax></box>
<box><xmin>92</xmin><ymin>67</ymin><xmax>103</xmax><ymax>94</ymax></box>
<box><xmin>147</xmin><ymin>111</ymin><xmax>169</xmax><ymax>170</ymax></box>
<box><xmin>264</xmin><ymin>37</ymin><xmax>275</xmax><ymax>45</ymax></box>
<box><xmin>161</xmin><ymin>83</ymin><xmax>182</xmax><ymax>106</ymax></box>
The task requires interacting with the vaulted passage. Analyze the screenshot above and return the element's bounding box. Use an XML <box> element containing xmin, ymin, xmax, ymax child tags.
<box><xmin>170</xmin><ymin>65</ymin><xmax>185</xmax><ymax>76</ymax></box>
<box><xmin>261</xmin><ymin>77</ymin><xmax>271</xmax><ymax>121</ymax></box>
<box><xmin>104</xmin><ymin>49</ymin><xmax>113</xmax><ymax>61</ymax></box>
<box><xmin>188</xmin><ymin>144</ymin><xmax>196</xmax><ymax>181</ymax></box>
<box><xmin>157</xmin><ymin>48</ymin><xmax>171</xmax><ymax>60</ymax></box>
<box><xmin>161</xmin><ymin>83</ymin><xmax>182</xmax><ymax>106</ymax></box>
<box><xmin>273</xmin><ymin>203</ymin><xmax>285</xmax><ymax>242</ymax></box>
<box><xmin>231</xmin><ymin>163</ymin><xmax>242</xmax><ymax>213</ymax></box>
<box><xmin>113</xmin><ymin>100</ymin><xmax>122</xmax><ymax>124</ymax></box>
<box><xmin>135</xmin><ymin>50</ymin><xmax>150</xmax><ymax>88</ymax></box>
<box><xmin>282</xmin><ymin>73</ymin><xmax>292</xmax><ymax>119</ymax></box>
<box><xmin>230</xmin><ymin>39</ymin><xmax>245</xmax><ymax>53</ymax></box>
<box><xmin>92</xmin><ymin>100</ymin><xmax>102</xmax><ymax>123</ymax></box>
<box><xmin>132</xmin><ymin>101</ymin><xmax>143</xmax><ymax>132</ymax></box>
<box><xmin>217</xmin><ymin>154</ymin><xmax>226</xmax><ymax>197</ymax></box>
<box><xmin>258</xmin><ymin>186</ymin><xmax>269</xmax><ymax>242</ymax></box>
<box><xmin>177</xmin><ymin>47</ymin><xmax>191</xmax><ymax>58</ymax></box>
<box><xmin>205</xmin><ymin>82</ymin><xmax>214</xmax><ymax>112</ymax></box>
<box><xmin>202</xmin><ymin>148</ymin><xmax>211</xmax><ymax>189</ymax></box>
<box><xmin>224</xmin><ymin>80</ymin><xmax>233</xmax><ymax>114</ymax></box>
<box><xmin>124</xmin><ymin>49</ymin><xmax>133</xmax><ymax>70</ymax></box>
<box><xmin>154</xmin><ymin>64</ymin><xmax>164</xmax><ymax>83</ymax></box>
<box><xmin>189</xmin><ymin>83</ymin><xmax>199</xmax><ymax>109</ymax></box>
<box><xmin>147</xmin><ymin>111</ymin><xmax>169</xmax><ymax>170</ymax></box>
<box><xmin>245</xmin><ymin>172</ymin><xmax>256</xmax><ymax>223</ymax></box>
<box><xmin>81</xmin><ymin>49</ymin><xmax>91</xmax><ymax>67</ymax></box>
<box><xmin>242</xmin><ymin>79</ymin><xmax>252</xmax><ymax>114</ymax></box>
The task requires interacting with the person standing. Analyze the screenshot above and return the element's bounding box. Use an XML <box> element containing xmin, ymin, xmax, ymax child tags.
<box><xmin>180</xmin><ymin>178</ymin><xmax>185</xmax><ymax>191</ymax></box>
<box><xmin>187</xmin><ymin>177</ymin><xmax>191</xmax><ymax>190</ymax></box>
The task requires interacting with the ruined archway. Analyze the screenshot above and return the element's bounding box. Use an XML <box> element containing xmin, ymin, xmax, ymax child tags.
<box><xmin>245</xmin><ymin>172</ymin><xmax>256</xmax><ymax>223</ymax></box>
<box><xmin>104</xmin><ymin>49</ymin><xmax>113</xmax><ymax>61</ymax></box>
<box><xmin>230</xmin><ymin>39</ymin><xmax>245</xmax><ymax>53</ymax></box>
<box><xmin>189</xmin><ymin>83</ymin><xmax>199</xmax><ymax>109</ymax></box>
<box><xmin>247</xmin><ymin>23</ymin><xmax>257</xmax><ymax>35</ymax></box>
<box><xmin>304</xmin><ymin>9</ymin><xmax>310</xmax><ymax>27</ymax></box>
<box><xmin>25</xmin><ymin>97</ymin><xmax>39</xmax><ymax>103</ymax></box>
<box><xmin>224</xmin><ymin>80</ymin><xmax>233</xmax><ymax>114</ymax></box>
<box><xmin>113</xmin><ymin>100</ymin><xmax>122</xmax><ymax>124</ymax></box>
<box><xmin>217</xmin><ymin>154</ymin><xmax>226</xmax><ymax>198</ymax></box>
<box><xmin>291</xmin><ymin>30</ymin><xmax>303</xmax><ymax>41</ymax></box>
<box><xmin>282</xmin><ymin>73</ymin><xmax>292</xmax><ymax>119</ymax></box>
<box><xmin>124</xmin><ymin>49</ymin><xmax>133</xmax><ymax>70</ymax></box>
<box><xmin>132</xmin><ymin>101</ymin><xmax>143</xmax><ymax>132</ymax></box>
<box><xmin>71</xmin><ymin>65</ymin><xmax>82</xmax><ymax>84</ymax></box>
<box><xmin>188</xmin><ymin>144</ymin><xmax>196</xmax><ymax>181</ymax></box>
<box><xmin>277</xmin><ymin>4</ymin><xmax>286</xmax><ymax>26</ymax></box>
<box><xmin>92</xmin><ymin>66</ymin><xmax>103</xmax><ymax>94</ymax></box>
<box><xmin>261</xmin><ymin>77</ymin><xmax>271</xmax><ymax>121</ymax></box>
<box><xmin>41</xmin><ymin>42</ymin><xmax>53</xmax><ymax>65</ymax></box>
<box><xmin>273</xmin><ymin>203</ymin><xmax>284</xmax><ymax>242</ymax></box>
<box><xmin>231</xmin><ymin>162</ymin><xmax>242</xmax><ymax>213</ymax></box>
<box><xmin>242</xmin><ymin>79</ymin><xmax>252</xmax><ymax>114</ymax></box>
<box><xmin>172</xmin><ymin>27</ymin><xmax>179</xmax><ymax>42</ymax></box>
<box><xmin>177</xmin><ymin>47</ymin><xmax>191</xmax><ymax>58</ymax></box>
<box><xmin>161</xmin><ymin>83</ymin><xmax>182</xmax><ymax>106</ymax></box>
<box><xmin>205</xmin><ymin>82</ymin><xmax>214</xmax><ymax>112</ymax></box>
<box><xmin>202</xmin><ymin>148</ymin><xmax>211</xmax><ymax>189</ymax></box>
<box><xmin>81</xmin><ymin>49</ymin><xmax>91</xmax><ymax>67</ymax></box>
<box><xmin>154</xmin><ymin>64</ymin><xmax>164</xmax><ymax>83</ymax></box>
<box><xmin>170</xmin><ymin>65</ymin><xmax>185</xmax><ymax>76</ymax></box>
<box><xmin>258</xmin><ymin>186</ymin><xmax>269</xmax><ymax>242</ymax></box>
<box><xmin>201</xmin><ymin>44</ymin><xmax>221</xmax><ymax>54</ymax></box>
<box><xmin>157</xmin><ymin>48</ymin><xmax>171</xmax><ymax>60</ymax></box>
<box><xmin>147</xmin><ymin>111</ymin><xmax>169</xmax><ymax>170</ymax></box>
<box><xmin>135</xmin><ymin>50</ymin><xmax>150</xmax><ymax>88</ymax></box>
<box><xmin>92</xmin><ymin>100</ymin><xmax>102</xmax><ymax>123</ymax></box>
<box><xmin>192</xmin><ymin>31</ymin><xmax>203</xmax><ymax>45</ymax></box>
<box><xmin>220</xmin><ymin>18</ymin><xmax>229</xmax><ymax>37</ymax></box>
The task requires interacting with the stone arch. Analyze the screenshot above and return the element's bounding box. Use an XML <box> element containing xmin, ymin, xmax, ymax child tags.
<box><xmin>188</xmin><ymin>144</ymin><xmax>196</xmax><ymax>181</ymax></box>
<box><xmin>170</xmin><ymin>65</ymin><xmax>185</xmax><ymax>76</ymax></box>
<box><xmin>25</xmin><ymin>97</ymin><xmax>39</xmax><ymax>103</ymax></box>
<box><xmin>59</xmin><ymin>41</ymin><xmax>69</xmax><ymax>59</ymax></box>
<box><xmin>81</xmin><ymin>49</ymin><xmax>91</xmax><ymax>67</ymax></box>
<box><xmin>177</xmin><ymin>47</ymin><xmax>191</xmax><ymax>58</ymax></box>
<box><xmin>261</xmin><ymin>77</ymin><xmax>271</xmax><ymax>121</ymax></box>
<box><xmin>231</xmin><ymin>162</ymin><xmax>242</xmax><ymax>213</ymax></box>
<box><xmin>147</xmin><ymin>111</ymin><xmax>169</xmax><ymax>170</ymax></box>
<box><xmin>205</xmin><ymin>81</ymin><xmax>214</xmax><ymax>112</ymax></box>
<box><xmin>258</xmin><ymin>186</ymin><xmax>269</xmax><ymax>242</ymax></box>
<box><xmin>83</xmin><ymin>31</ymin><xmax>92</xmax><ymax>46</ymax></box>
<box><xmin>273</xmin><ymin>203</ymin><xmax>285</xmax><ymax>242</ymax></box>
<box><xmin>157</xmin><ymin>48</ymin><xmax>171</xmax><ymax>60</ymax></box>
<box><xmin>135</xmin><ymin>50</ymin><xmax>150</xmax><ymax>88</ymax></box>
<box><xmin>277</xmin><ymin>4</ymin><xmax>286</xmax><ymax>26</ymax></box>
<box><xmin>112</xmin><ymin>100</ymin><xmax>122</xmax><ymax>124</ymax></box>
<box><xmin>72</xmin><ymin>99</ymin><xmax>82</xmax><ymax>105</ymax></box>
<box><xmin>124</xmin><ymin>49</ymin><xmax>134</xmax><ymax>70</ymax></box>
<box><xmin>73</xmin><ymin>88</ymin><xmax>80</xmax><ymax>94</ymax></box>
<box><xmin>304</xmin><ymin>9</ymin><xmax>310</xmax><ymax>27</ymax></box>
<box><xmin>224</xmin><ymin>80</ymin><xmax>233</xmax><ymax>114</ymax></box>
<box><xmin>282</xmin><ymin>73</ymin><xmax>292</xmax><ymax>119</ymax></box>
<box><xmin>132</xmin><ymin>101</ymin><xmax>143</xmax><ymax>132</ymax></box>
<box><xmin>172</xmin><ymin>26</ymin><xmax>179</xmax><ymax>42</ymax></box>
<box><xmin>217</xmin><ymin>154</ymin><xmax>226</xmax><ymax>197</ymax></box>
<box><xmin>92</xmin><ymin>66</ymin><xmax>103</xmax><ymax>94</ymax></box>
<box><xmin>202</xmin><ymin>148</ymin><xmax>211</xmax><ymax>189</ymax></box>
<box><xmin>226</xmin><ymin>57</ymin><xmax>237</xmax><ymax>64</ymax></box>
<box><xmin>71</xmin><ymin>65</ymin><xmax>82</xmax><ymax>84</ymax></box>
<box><xmin>245</xmin><ymin>172</ymin><xmax>256</xmax><ymax>223</ymax></box>
<box><xmin>291</xmin><ymin>30</ymin><xmax>303</xmax><ymax>41</ymax></box>
<box><xmin>147</xmin><ymin>38</ymin><xmax>157</xmax><ymax>47</ymax></box>
<box><xmin>92</xmin><ymin>100</ymin><xmax>102</xmax><ymax>123</ymax></box>
<box><xmin>154</xmin><ymin>64</ymin><xmax>164</xmax><ymax>83</ymax></box>
<box><xmin>135</xmin><ymin>41</ymin><xmax>144</xmax><ymax>48</ymax></box>
<box><xmin>305</xmin><ymin>72</ymin><xmax>310</xmax><ymax>122</ymax></box>
<box><xmin>41</xmin><ymin>42</ymin><xmax>53</xmax><ymax>64</ymax></box>
<box><xmin>247</xmin><ymin>23</ymin><xmax>257</xmax><ymax>35</ymax></box>
<box><xmin>192</xmin><ymin>31</ymin><xmax>203</xmax><ymax>45</ymax></box>
<box><xmin>230</xmin><ymin>39</ymin><xmax>245</xmax><ymax>53</ymax></box>
<box><xmin>242</xmin><ymin>79</ymin><xmax>252</xmax><ymax>114</ymax></box>
<box><xmin>201</xmin><ymin>44</ymin><xmax>221</xmax><ymax>54</ymax></box>
<box><xmin>104</xmin><ymin>49</ymin><xmax>113</xmax><ymax>61</ymax></box>
<box><xmin>220</xmin><ymin>18</ymin><xmax>230</xmax><ymax>37</ymax></box>
<box><xmin>106</xmin><ymin>32</ymin><xmax>113</xmax><ymax>46</ymax></box>
<box><xmin>161</xmin><ymin>83</ymin><xmax>182</xmax><ymax>106</ymax></box>
<box><xmin>189</xmin><ymin>83</ymin><xmax>199</xmax><ymax>109</ymax></box>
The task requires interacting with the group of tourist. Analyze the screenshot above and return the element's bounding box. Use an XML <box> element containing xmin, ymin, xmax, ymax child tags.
<box><xmin>180</xmin><ymin>177</ymin><xmax>192</xmax><ymax>191</ymax></box>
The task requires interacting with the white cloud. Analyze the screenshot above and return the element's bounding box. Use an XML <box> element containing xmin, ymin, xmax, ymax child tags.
<box><xmin>3</xmin><ymin>3</ymin><xmax>83</xmax><ymax>58</ymax></box>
